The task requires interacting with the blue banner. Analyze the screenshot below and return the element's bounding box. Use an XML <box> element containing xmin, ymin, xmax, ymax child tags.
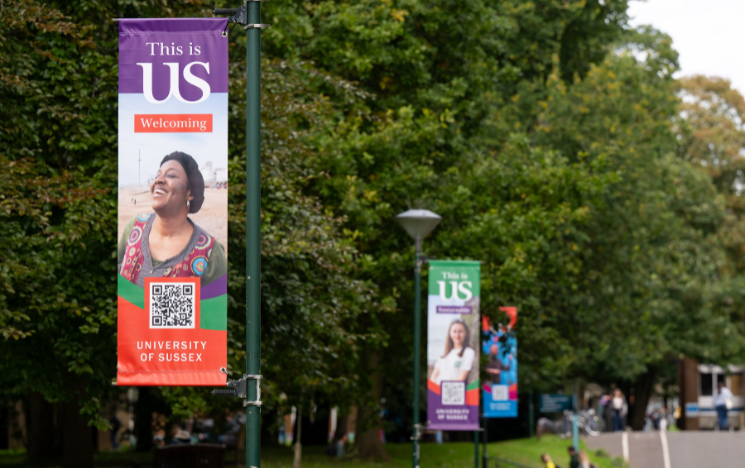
<box><xmin>483</xmin><ymin>307</ymin><xmax>518</xmax><ymax>418</ymax></box>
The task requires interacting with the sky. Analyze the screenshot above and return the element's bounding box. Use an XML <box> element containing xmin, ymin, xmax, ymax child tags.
<box><xmin>628</xmin><ymin>0</ymin><xmax>745</xmax><ymax>94</ymax></box>
<box><xmin>118</xmin><ymin>93</ymin><xmax>228</xmax><ymax>187</ymax></box>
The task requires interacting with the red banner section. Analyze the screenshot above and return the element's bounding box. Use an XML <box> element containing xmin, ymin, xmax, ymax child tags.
<box><xmin>134</xmin><ymin>114</ymin><xmax>213</xmax><ymax>133</ymax></box>
<box><xmin>117</xmin><ymin>278</ymin><xmax>227</xmax><ymax>386</ymax></box>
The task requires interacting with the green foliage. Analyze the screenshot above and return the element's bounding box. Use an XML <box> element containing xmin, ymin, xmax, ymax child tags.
<box><xmin>1</xmin><ymin>0</ymin><xmax>744</xmax><ymax>446</ymax></box>
<box><xmin>0</xmin><ymin>0</ymin><xmax>385</xmax><ymax>428</ymax></box>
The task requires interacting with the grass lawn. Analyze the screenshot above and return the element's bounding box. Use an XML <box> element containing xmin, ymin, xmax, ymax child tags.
<box><xmin>258</xmin><ymin>436</ymin><xmax>624</xmax><ymax>468</ymax></box>
<box><xmin>0</xmin><ymin>435</ymin><xmax>625</xmax><ymax>468</ymax></box>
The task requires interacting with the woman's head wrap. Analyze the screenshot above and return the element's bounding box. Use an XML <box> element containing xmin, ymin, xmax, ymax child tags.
<box><xmin>160</xmin><ymin>151</ymin><xmax>205</xmax><ymax>213</ymax></box>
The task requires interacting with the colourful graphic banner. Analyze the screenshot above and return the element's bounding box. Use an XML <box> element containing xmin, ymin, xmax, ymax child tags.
<box><xmin>117</xmin><ymin>19</ymin><xmax>229</xmax><ymax>386</ymax></box>
<box><xmin>426</xmin><ymin>261</ymin><xmax>481</xmax><ymax>430</ymax></box>
<box><xmin>483</xmin><ymin>307</ymin><xmax>518</xmax><ymax>418</ymax></box>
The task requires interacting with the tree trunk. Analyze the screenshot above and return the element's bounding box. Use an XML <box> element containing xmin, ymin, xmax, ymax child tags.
<box><xmin>356</xmin><ymin>353</ymin><xmax>389</xmax><ymax>461</ymax></box>
<box><xmin>292</xmin><ymin>406</ymin><xmax>302</xmax><ymax>468</ymax></box>
<box><xmin>62</xmin><ymin>397</ymin><xmax>93</xmax><ymax>468</ymax></box>
<box><xmin>28</xmin><ymin>392</ymin><xmax>56</xmax><ymax>460</ymax></box>
<box><xmin>629</xmin><ymin>366</ymin><xmax>657</xmax><ymax>431</ymax></box>
<box><xmin>134</xmin><ymin>387</ymin><xmax>154</xmax><ymax>452</ymax></box>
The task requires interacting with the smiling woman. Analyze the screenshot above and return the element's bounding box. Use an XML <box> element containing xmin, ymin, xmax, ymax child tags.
<box><xmin>117</xmin><ymin>151</ymin><xmax>227</xmax><ymax>287</ymax></box>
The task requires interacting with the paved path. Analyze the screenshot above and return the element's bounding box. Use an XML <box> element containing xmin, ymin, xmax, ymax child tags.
<box><xmin>585</xmin><ymin>431</ymin><xmax>745</xmax><ymax>468</ymax></box>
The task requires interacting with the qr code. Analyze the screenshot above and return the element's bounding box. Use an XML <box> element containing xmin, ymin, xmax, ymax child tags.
<box><xmin>492</xmin><ymin>385</ymin><xmax>509</xmax><ymax>401</ymax></box>
<box><xmin>442</xmin><ymin>381</ymin><xmax>465</xmax><ymax>406</ymax></box>
<box><xmin>149</xmin><ymin>282</ymin><xmax>195</xmax><ymax>329</ymax></box>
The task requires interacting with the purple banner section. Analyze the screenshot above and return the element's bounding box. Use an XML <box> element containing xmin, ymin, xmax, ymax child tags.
<box><xmin>427</xmin><ymin>388</ymin><xmax>479</xmax><ymax>430</ymax></box>
<box><xmin>119</xmin><ymin>19</ymin><xmax>229</xmax><ymax>101</ymax></box>
<box><xmin>201</xmin><ymin>274</ymin><xmax>227</xmax><ymax>300</ymax></box>
<box><xmin>436</xmin><ymin>305</ymin><xmax>472</xmax><ymax>314</ymax></box>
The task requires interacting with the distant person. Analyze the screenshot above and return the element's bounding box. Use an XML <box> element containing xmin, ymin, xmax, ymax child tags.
<box><xmin>577</xmin><ymin>450</ymin><xmax>597</xmax><ymax>468</ymax></box>
<box><xmin>429</xmin><ymin>320</ymin><xmax>475</xmax><ymax>385</ymax></box>
<box><xmin>541</xmin><ymin>453</ymin><xmax>557</xmax><ymax>468</ymax></box>
<box><xmin>714</xmin><ymin>381</ymin><xmax>733</xmax><ymax>431</ymax></box>
<box><xmin>601</xmin><ymin>394</ymin><xmax>614</xmax><ymax>432</ymax></box>
<box><xmin>109</xmin><ymin>416</ymin><xmax>121</xmax><ymax>449</ymax></box>
<box><xmin>170</xmin><ymin>423</ymin><xmax>191</xmax><ymax>444</ymax></box>
<box><xmin>485</xmin><ymin>343</ymin><xmax>512</xmax><ymax>384</ymax></box>
<box><xmin>117</xmin><ymin>152</ymin><xmax>227</xmax><ymax>289</ymax></box>
<box><xmin>567</xmin><ymin>446</ymin><xmax>579</xmax><ymax>468</ymax></box>
<box><xmin>612</xmin><ymin>389</ymin><xmax>627</xmax><ymax>432</ymax></box>
<box><xmin>659</xmin><ymin>407</ymin><xmax>668</xmax><ymax>432</ymax></box>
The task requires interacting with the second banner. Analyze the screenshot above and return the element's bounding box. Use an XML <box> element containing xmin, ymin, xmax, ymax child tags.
<box><xmin>426</xmin><ymin>260</ymin><xmax>481</xmax><ymax>430</ymax></box>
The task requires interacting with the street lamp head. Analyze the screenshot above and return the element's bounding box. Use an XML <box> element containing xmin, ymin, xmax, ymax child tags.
<box><xmin>396</xmin><ymin>209</ymin><xmax>442</xmax><ymax>245</ymax></box>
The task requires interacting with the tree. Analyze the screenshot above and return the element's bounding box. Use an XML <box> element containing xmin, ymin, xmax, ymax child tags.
<box><xmin>0</xmin><ymin>2</ymin><xmax>383</xmax><ymax>466</ymax></box>
<box><xmin>534</xmin><ymin>27</ymin><xmax>745</xmax><ymax>428</ymax></box>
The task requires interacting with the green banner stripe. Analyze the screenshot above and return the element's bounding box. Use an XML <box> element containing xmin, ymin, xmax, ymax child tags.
<box><xmin>200</xmin><ymin>294</ymin><xmax>227</xmax><ymax>331</ymax></box>
<box><xmin>118</xmin><ymin>274</ymin><xmax>145</xmax><ymax>309</ymax></box>
<box><xmin>466</xmin><ymin>380</ymin><xmax>480</xmax><ymax>391</ymax></box>
<box><xmin>118</xmin><ymin>275</ymin><xmax>226</xmax><ymax>330</ymax></box>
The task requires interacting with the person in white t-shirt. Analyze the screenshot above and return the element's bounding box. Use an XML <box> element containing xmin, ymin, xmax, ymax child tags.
<box><xmin>430</xmin><ymin>320</ymin><xmax>475</xmax><ymax>386</ymax></box>
<box><xmin>714</xmin><ymin>381</ymin><xmax>733</xmax><ymax>431</ymax></box>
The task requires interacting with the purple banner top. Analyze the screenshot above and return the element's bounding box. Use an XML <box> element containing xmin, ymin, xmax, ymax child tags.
<box><xmin>119</xmin><ymin>18</ymin><xmax>229</xmax><ymax>101</ymax></box>
<box><xmin>437</xmin><ymin>306</ymin><xmax>472</xmax><ymax>315</ymax></box>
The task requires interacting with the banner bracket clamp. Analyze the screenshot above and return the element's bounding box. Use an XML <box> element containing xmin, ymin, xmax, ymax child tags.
<box><xmin>212</xmin><ymin>374</ymin><xmax>263</xmax><ymax>407</ymax></box>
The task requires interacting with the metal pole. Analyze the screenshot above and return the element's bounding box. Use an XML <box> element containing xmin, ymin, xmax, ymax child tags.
<box><xmin>529</xmin><ymin>392</ymin><xmax>535</xmax><ymax>438</ymax></box>
<box><xmin>473</xmin><ymin>429</ymin><xmax>479</xmax><ymax>468</ymax></box>
<box><xmin>572</xmin><ymin>413</ymin><xmax>579</xmax><ymax>452</ymax></box>
<box><xmin>412</xmin><ymin>241</ymin><xmax>422</xmax><ymax>468</ymax></box>
<box><xmin>482</xmin><ymin>419</ymin><xmax>488</xmax><ymax>468</ymax></box>
<box><xmin>572</xmin><ymin>386</ymin><xmax>579</xmax><ymax>452</ymax></box>
<box><xmin>246</xmin><ymin>1</ymin><xmax>262</xmax><ymax>467</ymax></box>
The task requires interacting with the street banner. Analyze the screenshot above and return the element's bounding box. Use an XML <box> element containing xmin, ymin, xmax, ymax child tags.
<box><xmin>117</xmin><ymin>19</ymin><xmax>229</xmax><ymax>386</ymax></box>
<box><xmin>426</xmin><ymin>261</ymin><xmax>481</xmax><ymax>430</ymax></box>
<box><xmin>482</xmin><ymin>307</ymin><xmax>518</xmax><ymax>417</ymax></box>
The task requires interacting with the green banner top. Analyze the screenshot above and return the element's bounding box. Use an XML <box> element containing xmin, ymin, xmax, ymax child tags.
<box><xmin>427</xmin><ymin>260</ymin><xmax>480</xmax><ymax>297</ymax></box>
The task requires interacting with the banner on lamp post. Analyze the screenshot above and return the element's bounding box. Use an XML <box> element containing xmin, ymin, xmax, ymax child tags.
<box><xmin>116</xmin><ymin>19</ymin><xmax>229</xmax><ymax>386</ymax></box>
<box><xmin>483</xmin><ymin>307</ymin><xmax>518</xmax><ymax>418</ymax></box>
<box><xmin>426</xmin><ymin>260</ymin><xmax>481</xmax><ymax>431</ymax></box>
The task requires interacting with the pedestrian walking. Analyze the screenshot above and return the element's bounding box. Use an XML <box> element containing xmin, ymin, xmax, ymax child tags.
<box><xmin>714</xmin><ymin>381</ymin><xmax>733</xmax><ymax>431</ymax></box>
<box><xmin>541</xmin><ymin>453</ymin><xmax>557</xmax><ymax>468</ymax></box>
<box><xmin>659</xmin><ymin>407</ymin><xmax>668</xmax><ymax>431</ymax></box>
<box><xmin>578</xmin><ymin>450</ymin><xmax>597</xmax><ymax>468</ymax></box>
<box><xmin>611</xmin><ymin>389</ymin><xmax>627</xmax><ymax>432</ymax></box>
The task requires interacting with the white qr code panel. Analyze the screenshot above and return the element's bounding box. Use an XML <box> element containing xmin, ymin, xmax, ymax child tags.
<box><xmin>441</xmin><ymin>381</ymin><xmax>465</xmax><ymax>406</ymax></box>
<box><xmin>149</xmin><ymin>282</ymin><xmax>196</xmax><ymax>329</ymax></box>
<box><xmin>491</xmin><ymin>384</ymin><xmax>509</xmax><ymax>401</ymax></box>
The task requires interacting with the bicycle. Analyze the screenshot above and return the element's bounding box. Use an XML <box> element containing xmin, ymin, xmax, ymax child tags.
<box><xmin>553</xmin><ymin>408</ymin><xmax>604</xmax><ymax>438</ymax></box>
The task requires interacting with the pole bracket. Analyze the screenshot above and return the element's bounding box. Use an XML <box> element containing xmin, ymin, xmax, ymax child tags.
<box><xmin>243</xmin><ymin>374</ymin><xmax>263</xmax><ymax>407</ymax></box>
<box><xmin>213</xmin><ymin>1</ymin><xmax>272</xmax><ymax>28</ymax></box>
<box><xmin>211</xmin><ymin>374</ymin><xmax>263</xmax><ymax>408</ymax></box>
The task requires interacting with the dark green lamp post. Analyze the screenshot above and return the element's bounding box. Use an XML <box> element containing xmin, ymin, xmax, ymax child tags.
<box><xmin>396</xmin><ymin>209</ymin><xmax>442</xmax><ymax>468</ymax></box>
